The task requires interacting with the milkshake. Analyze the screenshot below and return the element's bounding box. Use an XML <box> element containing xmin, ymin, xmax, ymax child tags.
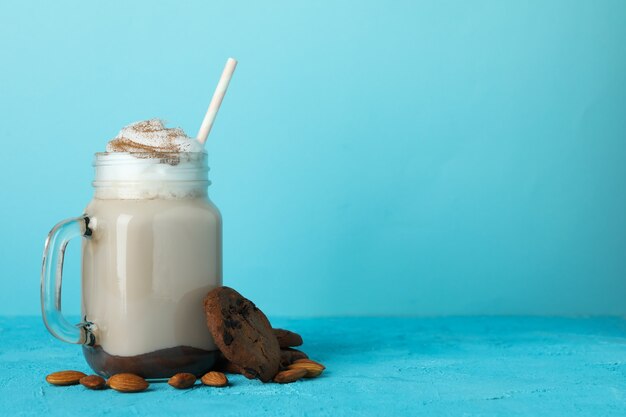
<box><xmin>41</xmin><ymin>58</ymin><xmax>237</xmax><ymax>380</ymax></box>
<box><xmin>78</xmin><ymin>120</ymin><xmax>222</xmax><ymax>378</ymax></box>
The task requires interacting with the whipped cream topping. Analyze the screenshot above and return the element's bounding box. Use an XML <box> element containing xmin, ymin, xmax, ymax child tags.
<box><xmin>106</xmin><ymin>119</ymin><xmax>204</xmax><ymax>154</ymax></box>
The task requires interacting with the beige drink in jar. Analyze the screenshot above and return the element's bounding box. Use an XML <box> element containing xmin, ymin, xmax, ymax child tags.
<box><xmin>42</xmin><ymin>120</ymin><xmax>222</xmax><ymax>378</ymax></box>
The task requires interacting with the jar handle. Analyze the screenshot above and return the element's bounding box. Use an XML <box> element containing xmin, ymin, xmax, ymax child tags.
<box><xmin>41</xmin><ymin>215</ymin><xmax>96</xmax><ymax>345</ymax></box>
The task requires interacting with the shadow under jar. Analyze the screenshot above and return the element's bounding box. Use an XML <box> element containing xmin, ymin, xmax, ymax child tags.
<box><xmin>41</xmin><ymin>152</ymin><xmax>222</xmax><ymax>378</ymax></box>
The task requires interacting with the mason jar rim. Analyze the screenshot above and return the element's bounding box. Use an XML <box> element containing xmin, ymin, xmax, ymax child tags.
<box><xmin>93</xmin><ymin>151</ymin><xmax>208</xmax><ymax>167</ymax></box>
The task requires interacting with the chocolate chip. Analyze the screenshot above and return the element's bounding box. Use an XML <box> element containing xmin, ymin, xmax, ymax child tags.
<box><xmin>224</xmin><ymin>318</ymin><xmax>241</xmax><ymax>329</ymax></box>
<box><xmin>223</xmin><ymin>330</ymin><xmax>233</xmax><ymax>346</ymax></box>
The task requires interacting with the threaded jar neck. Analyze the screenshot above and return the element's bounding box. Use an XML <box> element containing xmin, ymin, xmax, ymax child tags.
<box><xmin>92</xmin><ymin>152</ymin><xmax>210</xmax><ymax>200</ymax></box>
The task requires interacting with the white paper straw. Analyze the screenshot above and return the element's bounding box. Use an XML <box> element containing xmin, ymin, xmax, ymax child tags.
<box><xmin>196</xmin><ymin>57</ymin><xmax>238</xmax><ymax>145</ymax></box>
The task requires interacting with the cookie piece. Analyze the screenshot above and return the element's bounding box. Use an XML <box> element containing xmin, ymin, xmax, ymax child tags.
<box><xmin>213</xmin><ymin>353</ymin><xmax>244</xmax><ymax>375</ymax></box>
<box><xmin>279</xmin><ymin>348</ymin><xmax>309</xmax><ymax>369</ymax></box>
<box><xmin>204</xmin><ymin>287</ymin><xmax>280</xmax><ymax>382</ymax></box>
<box><xmin>273</xmin><ymin>328</ymin><xmax>303</xmax><ymax>348</ymax></box>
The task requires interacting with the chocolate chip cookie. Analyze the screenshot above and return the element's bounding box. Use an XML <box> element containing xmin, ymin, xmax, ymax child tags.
<box><xmin>273</xmin><ymin>328</ymin><xmax>303</xmax><ymax>348</ymax></box>
<box><xmin>279</xmin><ymin>348</ymin><xmax>309</xmax><ymax>369</ymax></box>
<box><xmin>204</xmin><ymin>287</ymin><xmax>280</xmax><ymax>382</ymax></box>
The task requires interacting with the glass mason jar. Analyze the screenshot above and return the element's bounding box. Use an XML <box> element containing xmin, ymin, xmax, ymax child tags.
<box><xmin>41</xmin><ymin>152</ymin><xmax>222</xmax><ymax>378</ymax></box>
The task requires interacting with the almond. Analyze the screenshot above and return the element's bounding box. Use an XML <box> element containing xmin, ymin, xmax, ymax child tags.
<box><xmin>168</xmin><ymin>373</ymin><xmax>196</xmax><ymax>389</ymax></box>
<box><xmin>273</xmin><ymin>368</ymin><xmax>307</xmax><ymax>384</ymax></box>
<box><xmin>107</xmin><ymin>373</ymin><xmax>149</xmax><ymax>393</ymax></box>
<box><xmin>288</xmin><ymin>359</ymin><xmax>326</xmax><ymax>377</ymax></box>
<box><xmin>45</xmin><ymin>370</ymin><xmax>87</xmax><ymax>386</ymax></box>
<box><xmin>201</xmin><ymin>371</ymin><xmax>228</xmax><ymax>387</ymax></box>
<box><xmin>292</xmin><ymin>358</ymin><xmax>326</xmax><ymax>370</ymax></box>
<box><xmin>79</xmin><ymin>375</ymin><xmax>107</xmax><ymax>390</ymax></box>
<box><xmin>288</xmin><ymin>363</ymin><xmax>324</xmax><ymax>378</ymax></box>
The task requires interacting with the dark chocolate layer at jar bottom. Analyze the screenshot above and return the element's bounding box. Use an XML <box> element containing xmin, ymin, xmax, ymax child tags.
<box><xmin>83</xmin><ymin>345</ymin><xmax>218</xmax><ymax>379</ymax></box>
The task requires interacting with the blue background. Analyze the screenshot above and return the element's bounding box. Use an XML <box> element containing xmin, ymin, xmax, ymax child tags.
<box><xmin>0</xmin><ymin>0</ymin><xmax>625</xmax><ymax>317</ymax></box>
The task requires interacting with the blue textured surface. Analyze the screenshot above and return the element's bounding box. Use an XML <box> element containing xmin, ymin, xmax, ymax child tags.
<box><xmin>1</xmin><ymin>316</ymin><xmax>626</xmax><ymax>416</ymax></box>
<box><xmin>2</xmin><ymin>1</ymin><xmax>626</xmax><ymax>317</ymax></box>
